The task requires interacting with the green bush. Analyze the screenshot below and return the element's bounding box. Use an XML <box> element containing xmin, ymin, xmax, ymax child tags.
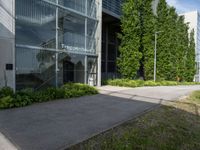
<box><xmin>0</xmin><ymin>83</ymin><xmax>98</xmax><ymax>109</ymax></box>
<box><xmin>105</xmin><ymin>79</ymin><xmax>200</xmax><ymax>88</ymax></box>
<box><xmin>0</xmin><ymin>96</ymin><xmax>14</xmax><ymax>109</ymax></box>
<box><xmin>62</xmin><ymin>83</ymin><xmax>98</xmax><ymax>95</ymax></box>
<box><xmin>144</xmin><ymin>80</ymin><xmax>160</xmax><ymax>86</ymax></box>
<box><xmin>0</xmin><ymin>87</ymin><xmax>14</xmax><ymax>98</ymax></box>
<box><xmin>13</xmin><ymin>95</ymin><xmax>32</xmax><ymax>108</ymax></box>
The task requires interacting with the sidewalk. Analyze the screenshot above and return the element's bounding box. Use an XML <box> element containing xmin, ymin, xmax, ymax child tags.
<box><xmin>0</xmin><ymin>85</ymin><xmax>200</xmax><ymax>150</ymax></box>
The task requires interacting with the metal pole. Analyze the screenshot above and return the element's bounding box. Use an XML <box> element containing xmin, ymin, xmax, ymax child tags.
<box><xmin>154</xmin><ymin>32</ymin><xmax>157</xmax><ymax>82</ymax></box>
<box><xmin>55</xmin><ymin>0</ymin><xmax>59</xmax><ymax>88</ymax></box>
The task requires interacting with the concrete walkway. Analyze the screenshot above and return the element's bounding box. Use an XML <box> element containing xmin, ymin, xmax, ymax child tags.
<box><xmin>98</xmin><ymin>85</ymin><xmax>200</xmax><ymax>102</ymax></box>
<box><xmin>0</xmin><ymin>85</ymin><xmax>200</xmax><ymax>150</ymax></box>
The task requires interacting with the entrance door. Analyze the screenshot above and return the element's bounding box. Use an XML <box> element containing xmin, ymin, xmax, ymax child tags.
<box><xmin>63</xmin><ymin>60</ymin><xmax>74</xmax><ymax>83</ymax></box>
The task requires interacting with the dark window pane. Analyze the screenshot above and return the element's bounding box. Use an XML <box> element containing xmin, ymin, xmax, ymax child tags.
<box><xmin>16</xmin><ymin>47</ymin><xmax>56</xmax><ymax>90</ymax></box>
<box><xmin>108</xmin><ymin>44</ymin><xmax>116</xmax><ymax>61</ymax></box>
<box><xmin>101</xmin><ymin>61</ymin><xmax>106</xmax><ymax>73</ymax></box>
<box><xmin>107</xmin><ymin>61</ymin><xmax>116</xmax><ymax>73</ymax></box>
<box><xmin>59</xmin><ymin>53</ymin><xmax>85</xmax><ymax>84</ymax></box>
<box><xmin>102</xmin><ymin>42</ymin><xmax>106</xmax><ymax>60</ymax></box>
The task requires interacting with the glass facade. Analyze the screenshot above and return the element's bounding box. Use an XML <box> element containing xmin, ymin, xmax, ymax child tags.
<box><xmin>15</xmin><ymin>0</ymin><xmax>98</xmax><ymax>89</ymax></box>
<box><xmin>101</xmin><ymin>0</ymin><xmax>123</xmax><ymax>80</ymax></box>
<box><xmin>102</xmin><ymin>21</ymin><xmax>120</xmax><ymax>80</ymax></box>
<box><xmin>102</xmin><ymin>0</ymin><xmax>123</xmax><ymax>16</ymax></box>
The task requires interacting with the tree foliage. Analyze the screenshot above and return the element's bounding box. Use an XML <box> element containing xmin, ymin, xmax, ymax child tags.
<box><xmin>117</xmin><ymin>0</ymin><xmax>196</xmax><ymax>82</ymax></box>
<box><xmin>184</xmin><ymin>30</ymin><xmax>196</xmax><ymax>81</ymax></box>
<box><xmin>117</xmin><ymin>0</ymin><xmax>142</xmax><ymax>79</ymax></box>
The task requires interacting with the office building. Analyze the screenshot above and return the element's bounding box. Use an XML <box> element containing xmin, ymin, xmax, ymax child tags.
<box><xmin>0</xmin><ymin>0</ymin><xmax>122</xmax><ymax>90</ymax></box>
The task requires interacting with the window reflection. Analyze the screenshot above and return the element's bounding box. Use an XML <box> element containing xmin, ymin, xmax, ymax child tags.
<box><xmin>58</xmin><ymin>9</ymin><xmax>85</xmax><ymax>51</ymax></box>
<box><xmin>58</xmin><ymin>53</ymin><xmax>85</xmax><ymax>84</ymax></box>
<box><xmin>15</xmin><ymin>0</ymin><xmax>98</xmax><ymax>89</ymax></box>
<box><xmin>16</xmin><ymin>0</ymin><xmax>56</xmax><ymax>49</ymax></box>
<box><xmin>16</xmin><ymin>48</ymin><xmax>56</xmax><ymax>90</ymax></box>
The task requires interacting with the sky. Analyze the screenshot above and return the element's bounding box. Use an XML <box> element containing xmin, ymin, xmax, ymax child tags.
<box><xmin>166</xmin><ymin>0</ymin><xmax>200</xmax><ymax>14</ymax></box>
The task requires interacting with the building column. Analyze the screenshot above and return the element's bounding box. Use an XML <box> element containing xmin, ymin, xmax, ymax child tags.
<box><xmin>0</xmin><ymin>0</ymin><xmax>16</xmax><ymax>91</ymax></box>
<box><xmin>84</xmin><ymin>0</ymin><xmax>88</xmax><ymax>84</ymax></box>
<box><xmin>55</xmin><ymin>0</ymin><xmax>59</xmax><ymax>87</ymax></box>
<box><xmin>97</xmin><ymin>0</ymin><xmax>102</xmax><ymax>86</ymax></box>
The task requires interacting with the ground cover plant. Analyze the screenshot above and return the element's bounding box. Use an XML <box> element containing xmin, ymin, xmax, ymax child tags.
<box><xmin>0</xmin><ymin>83</ymin><xmax>98</xmax><ymax>109</ymax></box>
<box><xmin>104</xmin><ymin>79</ymin><xmax>200</xmax><ymax>88</ymax></box>
<box><xmin>69</xmin><ymin>91</ymin><xmax>200</xmax><ymax>150</ymax></box>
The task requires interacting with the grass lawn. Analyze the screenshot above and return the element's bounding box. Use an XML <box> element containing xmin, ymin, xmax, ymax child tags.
<box><xmin>69</xmin><ymin>91</ymin><xmax>200</xmax><ymax>150</ymax></box>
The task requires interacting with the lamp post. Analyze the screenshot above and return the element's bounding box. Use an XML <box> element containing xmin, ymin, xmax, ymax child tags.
<box><xmin>154</xmin><ymin>31</ymin><xmax>163</xmax><ymax>82</ymax></box>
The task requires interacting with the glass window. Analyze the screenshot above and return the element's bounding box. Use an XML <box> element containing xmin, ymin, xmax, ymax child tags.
<box><xmin>102</xmin><ymin>0</ymin><xmax>122</xmax><ymax>16</ymax></box>
<box><xmin>101</xmin><ymin>61</ymin><xmax>106</xmax><ymax>73</ymax></box>
<box><xmin>87</xmin><ymin>0</ymin><xmax>97</xmax><ymax>18</ymax></box>
<box><xmin>108</xmin><ymin>28</ymin><xmax>117</xmax><ymax>44</ymax></box>
<box><xmin>107</xmin><ymin>61</ymin><xmax>116</xmax><ymax>73</ymax></box>
<box><xmin>16</xmin><ymin>0</ymin><xmax>56</xmax><ymax>49</ymax></box>
<box><xmin>87</xmin><ymin>19</ymin><xmax>97</xmax><ymax>53</ymax></box>
<box><xmin>108</xmin><ymin>44</ymin><xmax>117</xmax><ymax>61</ymax></box>
<box><xmin>59</xmin><ymin>0</ymin><xmax>86</xmax><ymax>14</ymax></box>
<box><xmin>58</xmin><ymin>53</ymin><xmax>85</xmax><ymax>84</ymax></box>
<box><xmin>58</xmin><ymin>9</ymin><xmax>86</xmax><ymax>52</ymax></box>
<box><xmin>101</xmin><ymin>42</ymin><xmax>106</xmax><ymax>61</ymax></box>
<box><xmin>15</xmin><ymin>0</ymin><xmax>98</xmax><ymax>89</ymax></box>
<box><xmin>16</xmin><ymin>48</ymin><xmax>56</xmax><ymax>90</ymax></box>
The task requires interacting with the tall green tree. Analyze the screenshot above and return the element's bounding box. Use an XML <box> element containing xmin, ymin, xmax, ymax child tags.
<box><xmin>155</xmin><ymin>0</ymin><xmax>177</xmax><ymax>81</ymax></box>
<box><xmin>117</xmin><ymin>0</ymin><xmax>143</xmax><ymax>79</ymax></box>
<box><xmin>184</xmin><ymin>30</ymin><xmax>196</xmax><ymax>81</ymax></box>
<box><xmin>142</xmin><ymin>0</ymin><xmax>156</xmax><ymax>80</ymax></box>
<box><xmin>118</xmin><ymin>0</ymin><xmax>196</xmax><ymax>82</ymax></box>
<box><xmin>118</xmin><ymin>0</ymin><xmax>155</xmax><ymax>79</ymax></box>
<box><xmin>174</xmin><ymin>16</ymin><xmax>190</xmax><ymax>81</ymax></box>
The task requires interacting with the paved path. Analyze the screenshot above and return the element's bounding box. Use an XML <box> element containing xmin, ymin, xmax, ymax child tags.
<box><xmin>0</xmin><ymin>85</ymin><xmax>200</xmax><ymax>150</ymax></box>
<box><xmin>98</xmin><ymin>85</ymin><xmax>200</xmax><ymax>102</ymax></box>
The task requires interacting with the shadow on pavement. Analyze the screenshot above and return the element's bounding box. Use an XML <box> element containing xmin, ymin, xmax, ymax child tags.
<box><xmin>0</xmin><ymin>92</ymin><xmax>197</xmax><ymax>150</ymax></box>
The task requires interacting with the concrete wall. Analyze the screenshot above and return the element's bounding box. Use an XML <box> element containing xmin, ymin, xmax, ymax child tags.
<box><xmin>0</xmin><ymin>0</ymin><xmax>15</xmax><ymax>89</ymax></box>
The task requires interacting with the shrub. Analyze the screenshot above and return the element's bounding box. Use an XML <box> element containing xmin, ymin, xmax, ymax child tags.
<box><xmin>0</xmin><ymin>87</ymin><xmax>14</xmax><ymax>98</ymax></box>
<box><xmin>144</xmin><ymin>81</ymin><xmax>160</xmax><ymax>86</ymax></box>
<box><xmin>62</xmin><ymin>83</ymin><xmax>98</xmax><ymax>95</ymax></box>
<box><xmin>0</xmin><ymin>83</ymin><xmax>98</xmax><ymax>109</ymax></box>
<box><xmin>105</xmin><ymin>79</ymin><xmax>200</xmax><ymax>88</ymax></box>
<box><xmin>0</xmin><ymin>96</ymin><xmax>14</xmax><ymax>109</ymax></box>
<box><xmin>55</xmin><ymin>88</ymin><xmax>65</xmax><ymax>99</ymax></box>
<box><xmin>13</xmin><ymin>95</ymin><xmax>32</xmax><ymax>108</ymax></box>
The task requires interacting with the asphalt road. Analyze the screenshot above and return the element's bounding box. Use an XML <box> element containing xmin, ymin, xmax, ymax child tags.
<box><xmin>0</xmin><ymin>85</ymin><xmax>200</xmax><ymax>150</ymax></box>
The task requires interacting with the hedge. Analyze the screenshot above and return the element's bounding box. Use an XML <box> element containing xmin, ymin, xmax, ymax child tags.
<box><xmin>0</xmin><ymin>83</ymin><xmax>98</xmax><ymax>109</ymax></box>
<box><xmin>104</xmin><ymin>79</ymin><xmax>200</xmax><ymax>88</ymax></box>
